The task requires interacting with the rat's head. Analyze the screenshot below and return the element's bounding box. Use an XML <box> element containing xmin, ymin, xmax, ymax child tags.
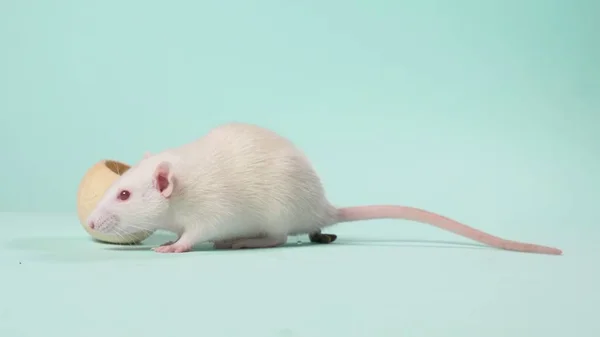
<box><xmin>86</xmin><ymin>158</ymin><xmax>176</xmax><ymax>237</ymax></box>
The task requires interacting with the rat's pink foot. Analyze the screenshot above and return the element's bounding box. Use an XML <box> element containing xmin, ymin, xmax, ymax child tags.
<box><xmin>153</xmin><ymin>242</ymin><xmax>192</xmax><ymax>253</ymax></box>
<box><xmin>229</xmin><ymin>234</ymin><xmax>287</xmax><ymax>249</ymax></box>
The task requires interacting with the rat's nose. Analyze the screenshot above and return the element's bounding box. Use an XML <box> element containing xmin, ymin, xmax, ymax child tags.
<box><xmin>88</xmin><ymin>220</ymin><xmax>95</xmax><ymax>230</ymax></box>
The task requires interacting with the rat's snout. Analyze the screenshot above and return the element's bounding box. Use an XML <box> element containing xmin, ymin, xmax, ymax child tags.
<box><xmin>86</xmin><ymin>211</ymin><xmax>99</xmax><ymax>231</ymax></box>
<box><xmin>86</xmin><ymin>209</ymin><xmax>120</xmax><ymax>233</ymax></box>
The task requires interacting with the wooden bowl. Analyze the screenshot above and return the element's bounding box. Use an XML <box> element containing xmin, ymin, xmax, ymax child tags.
<box><xmin>76</xmin><ymin>159</ymin><xmax>153</xmax><ymax>244</ymax></box>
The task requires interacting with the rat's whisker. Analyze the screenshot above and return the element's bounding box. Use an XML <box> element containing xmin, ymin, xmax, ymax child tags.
<box><xmin>117</xmin><ymin>227</ymin><xmax>139</xmax><ymax>246</ymax></box>
<box><xmin>112</xmin><ymin>228</ymin><xmax>127</xmax><ymax>242</ymax></box>
<box><xmin>127</xmin><ymin>224</ymin><xmax>154</xmax><ymax>236</ymax></box>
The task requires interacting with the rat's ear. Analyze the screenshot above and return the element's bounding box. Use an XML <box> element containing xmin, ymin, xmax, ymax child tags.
<box><xmin>153</xmin><ymin>161</ymin><xmax>174</xmax><ymax>198</ymax></box>
<box><xmin>143</xmin><ymin>151</ymin><xmax>152</xmax><ymax>159</ymax></box>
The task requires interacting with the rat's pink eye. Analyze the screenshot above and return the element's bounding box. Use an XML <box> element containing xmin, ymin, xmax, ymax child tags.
<box><xmin>118</xmin><ymin>190</ymin><xmax>131</xmax><ymax>201</ymax></box>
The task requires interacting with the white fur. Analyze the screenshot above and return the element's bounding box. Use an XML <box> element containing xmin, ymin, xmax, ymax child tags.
<box><xmin>87</xmin><ymin>122</ymin><xmax>339</xmax><ymax>245</ymax></box>
<box><xmin>86</xmin><ymin>122</ymin><xmax>564</xmax><ymax>255</ymax></box>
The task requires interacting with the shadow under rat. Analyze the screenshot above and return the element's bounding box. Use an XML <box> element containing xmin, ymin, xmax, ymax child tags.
<box><xmin>101</xmin><ymin>230</ymin><xmax>491</xmax><ymax>252</ymax></box>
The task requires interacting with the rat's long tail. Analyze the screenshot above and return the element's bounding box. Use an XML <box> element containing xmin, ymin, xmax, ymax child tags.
<box><xmin>336</xmin><ymin>205</ymin><xmax>562</xmax><ymax>255</ymax></box>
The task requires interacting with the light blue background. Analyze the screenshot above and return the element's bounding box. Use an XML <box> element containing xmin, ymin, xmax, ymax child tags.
<box><xmin>1</xmin><ymin>1</ymin><xmax>598</xmax><ymax>337</ymax></box>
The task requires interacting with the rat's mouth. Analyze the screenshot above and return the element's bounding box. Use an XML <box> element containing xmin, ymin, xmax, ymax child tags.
<box><xmin>104</xmin><ymin>160</ymin><xmax>130</xmax><ymax>176</ymax></box>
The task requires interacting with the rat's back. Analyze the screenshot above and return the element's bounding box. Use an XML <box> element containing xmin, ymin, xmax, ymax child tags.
<box><xmin>170</xmin><ymin>122</ymin><xmax>338</xmax><ymax>239</ymax></box>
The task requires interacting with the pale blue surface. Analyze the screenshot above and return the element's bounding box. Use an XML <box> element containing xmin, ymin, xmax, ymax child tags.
<box><xmin>1</xmin><ymin>0</ymin><xmax>599</xmax><ymax>336</ymax></box>
<box><xmin>0</xmin><ymin>0</ymin><xmax>598</xmax><ymax>212</ymax></box>
<box><xmin>0</xmin><ymin>213</ymin><xmax>597</xmax><ymax>337</ymax></box>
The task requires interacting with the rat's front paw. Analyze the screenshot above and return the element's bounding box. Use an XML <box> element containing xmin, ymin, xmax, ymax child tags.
<box><xmin>152</xmin><ymin>243</ymin><xmax>192</xmax><ymax>253</ymax></box>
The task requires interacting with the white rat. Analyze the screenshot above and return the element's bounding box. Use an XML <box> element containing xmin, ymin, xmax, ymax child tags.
<box><xmin>86</xmin><ymin>122</ymin><xmax>562</xmax><ymax>255</ymax></box>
